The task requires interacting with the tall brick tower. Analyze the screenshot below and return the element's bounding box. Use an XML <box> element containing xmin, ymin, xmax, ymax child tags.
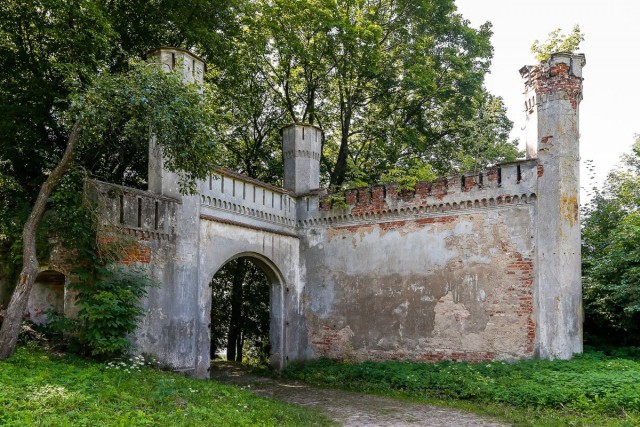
<box><xmin>520</xmin><ymin>52</ymin><xmax>585</xmax><ymax>359</ymax></box>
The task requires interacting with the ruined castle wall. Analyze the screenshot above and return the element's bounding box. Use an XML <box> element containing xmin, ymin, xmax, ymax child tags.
<box><xmin>92</xmin><ymin>181</ymin><xmax>198</xmax><ymax>370</ymax></box>
<box><xmin>95</xmin><ymin>167</ymin><xmax>310</xmax><ymax>377</ymax></box>
<box><xmin>300</xmin><ymin>161</ymin><xmax>539</xmax><ymax>362</ymax></box>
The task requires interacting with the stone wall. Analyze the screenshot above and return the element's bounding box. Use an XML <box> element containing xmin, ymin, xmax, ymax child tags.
<box><xmin>300</xmin><ymin>161</ymin><xmax>538</xmax><ymax>362</ymax></box>
<box><xmin>94</xmin><ymin>168</ymin><xmax>310</xmax><ymax>376</ymax></box>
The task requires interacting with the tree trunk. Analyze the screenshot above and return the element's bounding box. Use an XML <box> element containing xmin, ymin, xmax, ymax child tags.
<box><xmin>331</xmin><ymin>108</ymin><xmax>352</xmax><ymax>187</ymax></box>
<box><xmin>236</xmin><ymin>331</ymin><xmax>243</xmax><ymax>363</ymax></box>
<box><xmin>226</xmin><ymin>258</ymin><xmax>246</xmax><ymax>362</ymax></box>
<box><xmin>0</xmin><ymin>122</ymin><xmax>80</xmax><ymax>360</ymax></box>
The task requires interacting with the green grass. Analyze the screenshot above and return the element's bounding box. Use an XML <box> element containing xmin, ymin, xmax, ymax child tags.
<box><xmin>0</xmin><ymin>344</ymin><xmax>334</xmax><ymax>427</ymax></box>
<box><xmin>282</xmin><ymin>348</ymin><xmax>640</xmax><ymax>426</ymax></box>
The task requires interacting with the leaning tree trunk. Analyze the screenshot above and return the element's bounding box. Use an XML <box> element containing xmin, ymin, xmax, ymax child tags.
<box><xmin>0</xmin><ymin>122</ymin><xmax>80</xmax><ymax>360</ymax></box>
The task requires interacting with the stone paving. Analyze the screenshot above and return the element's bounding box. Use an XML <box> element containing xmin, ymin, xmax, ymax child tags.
<box><xmin>210</xmin><ymin>363</ymin><xmax>510</xmax><ymax>427</ymax></box>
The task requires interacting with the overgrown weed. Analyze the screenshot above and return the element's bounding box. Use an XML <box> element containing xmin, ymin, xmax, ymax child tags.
<box><xmin>282</xmin><ymin>348</ymin><xmax>640</xmax><ymax>426</ymax></box>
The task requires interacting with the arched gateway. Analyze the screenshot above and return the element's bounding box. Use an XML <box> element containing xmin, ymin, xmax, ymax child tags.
<box><xmin>95</xmin><ymin>48</ymin><xmax>585</xmax><ymax>378</ymax></box>
<box><xmin>207</xmin><ymin>253</ymin><xmax>285</xmax><ymax>367</ymax></box>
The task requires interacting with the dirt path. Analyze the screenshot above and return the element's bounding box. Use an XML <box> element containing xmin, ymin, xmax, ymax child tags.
<box><xmin>210</xmin><ymin>363</ymin><xmax>510</xmax><ymax>427</ymax></box>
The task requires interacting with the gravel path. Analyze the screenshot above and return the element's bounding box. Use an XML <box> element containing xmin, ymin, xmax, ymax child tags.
<box><xmin>210</xmin><ymin>363</ymin><xmax>510</xmax><ymax>427</ymax></box>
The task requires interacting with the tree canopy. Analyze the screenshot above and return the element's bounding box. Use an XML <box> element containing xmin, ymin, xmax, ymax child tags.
<box><xmin>210</xmin><ymin>0</ymin><xmax>519</xmax><ymax>187</ymax></box>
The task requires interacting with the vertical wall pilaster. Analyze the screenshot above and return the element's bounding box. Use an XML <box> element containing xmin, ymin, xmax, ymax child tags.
<box><xmin>521</xmin><ymin>53</ymin><xmax>585</xmax><ymax>359</ymax></box>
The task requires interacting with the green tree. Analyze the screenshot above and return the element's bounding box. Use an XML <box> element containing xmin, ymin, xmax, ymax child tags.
<box><xmin>531</xmin><ymin>25</ymin><xmax>584</xmax><ymax>62</ymax></box>
<box><xmin>0</xmin><ymin>0</ymin><xmax>238</xmax><ymax>199</ymax></box>
<box><xmin>207</xmin><ymin>4</ymin><xmax>288</xmax><ymax>183</ymax></box>
<box><xmin>0</xmin><ymin>62</ymin><xmax>219</xmax><ymax>360</ymax></box>
<box><xmin>582</xmin><ymin>138</ymin><xmax>640</xmax><ymax>345</ymax></box>
<box><xmin>0</xmin><ymin>0</ymin><xmax>237</xmax><ymax>358</ymax></box>
<box><xmin>235</xmin><ymin>0</ymin><xmax>517</xmax><ymax>188</ymax></box>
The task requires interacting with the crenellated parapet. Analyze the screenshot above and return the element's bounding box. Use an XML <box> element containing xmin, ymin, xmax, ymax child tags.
<box><xmin>297</xmin><ymin>160</ymin><xmax>538</xmax><ymax>227</ymax></box>
<box><xmin>520</xmin><ymin>53</ymin><xmax>584</xmax><ymax>111</ymax></box>
<box><xmin>92</xmin><ymin>180</ymin><xmax>179</xmax><ymax>241</ymax></box>
<box><xmin>198</xmin><ymin>168</ymin><xmax>298</xmax><ymax>236</ymax></box>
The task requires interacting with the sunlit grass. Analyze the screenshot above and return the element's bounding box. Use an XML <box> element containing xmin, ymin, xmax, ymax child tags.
<box><xmin>0</xmin><ymin>344</ymin><xmax>334</xmax><ymax>427</ymax></box>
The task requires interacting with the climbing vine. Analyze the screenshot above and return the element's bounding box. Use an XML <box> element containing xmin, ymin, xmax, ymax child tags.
<box><xmin>26</xmin><ymin>172</ymin><xmax>157</xmax><ymax>359</ymax></box>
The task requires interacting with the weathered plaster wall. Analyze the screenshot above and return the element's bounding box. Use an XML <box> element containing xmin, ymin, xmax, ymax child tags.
<box><xmin>92</xmin><ymin>181</ymin><xmax>192</xmax><ymax>370</ymax></box>
<box><xmin>301</xmin><ymin>167</ymin><xmax>538</xmax><ymax>362</ymax></box>
<box><xmin>95</xmin><ymin>168</ymin><xmax>307</xmax><ymax>378</ymax></box>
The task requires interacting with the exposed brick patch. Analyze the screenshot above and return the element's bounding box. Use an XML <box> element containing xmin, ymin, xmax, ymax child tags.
<box><xmin>332</xmin><ymin>216</ymin><xmax>456</xmax><ymax>233</ymax></box>
<box><xmin>537</xmin><ymin>164</ymin><xmax>544</xmax><ymax>177</ymax></box>
<box><xmin>357</xmin><ymin>188</ymin><xmax>371</xmax><ymax>205</ymax></box>
<box><xmin>314</xmin><ymin>161</ymin><xmax>538</xmax><ymax>223</ymax></box>
<box><xmin>506</xmin><ymin>254</ymin><xmax>535</xmax><ymax>355</ymax></box>
<box><xmin>310</xmin><ymin>325</ymin><xmax>354</xmax><ymax>359</ymax></box>
<box><xmin>523</xmin><ymin>60</ymin><xmax>583</xmax><ymax>111</ymax></box>
<box><xmin>487</xmin><ymin>167</ymin><xmax>500</xmax><ymax>182</ymax></box>
<box><xmin>121</xmin><ymin>243</ymin><xmax>151</xmax><ymax>265</ymax></box>
<box><xmin>463</xmin><ymin>175</ymin><xmax>476</xmax><ymax>192</ymax></box>
<box><xmin>432</xmin><ymin>178</ymin><xmax>447</xmax><ymax>199</ymax></box>
<box><xmin>415</xmin><ymin>181</ymin><xmax>431</xmax><ymax>197</ymax></box>
<box><xmin>344</xmin><ymin>189</ymin><xmax>357</xmax><ymax>205</ymax></box>
<box><xmin>97</xmin><ymin>233</ymin><xmax>152</xmax><ymax>265</ymax></box>
<box><xmin>371</xmin><ymin>186</ymin><xmax>385</xmax><ymax>204</ymax></box>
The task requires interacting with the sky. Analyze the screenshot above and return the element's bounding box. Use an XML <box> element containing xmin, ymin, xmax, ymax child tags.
<box><xmin>455</xmin><ymin>0</ymin><xmax>640</xmax><ymax>202</ymax></box>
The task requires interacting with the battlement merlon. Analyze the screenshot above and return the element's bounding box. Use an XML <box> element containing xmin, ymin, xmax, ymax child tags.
<box><xmin>295</xmin><ymin>159</ymin><xmax>538</xmax><ymax>223</ymax></box>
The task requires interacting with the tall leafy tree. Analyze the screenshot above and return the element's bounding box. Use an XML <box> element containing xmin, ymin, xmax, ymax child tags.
<box><xmin>0</xmin><ymin>0</ymin><xmax>115</xmax><ymax>194</ymax></box>
<box><xmin>244</xmin><ymin>0</ymin><xmax>517</xmax><ymax>187</ymax></box>
<box><xmin>0</xmin><ymin>0</ymin><xmax>239</xmax><ymax>196</ymax></box>
<box><xmin>207</xmin><ymin>3</ymin><xmax>288</xmax><ymax>183</ymax></box>
<box><xmin>0</xmin><ymin>0</ymin><xmax>239</xmax><ymax>302</ymax></box>
<box><xmin>0</xmin><ymin>62</ymin><xmax>219</xmax><ymax>360</ymax></box>
<box><xmin>582</xmin><ymin>138</ymin><xmax>640</xmax><ymax>345</ymax></box>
